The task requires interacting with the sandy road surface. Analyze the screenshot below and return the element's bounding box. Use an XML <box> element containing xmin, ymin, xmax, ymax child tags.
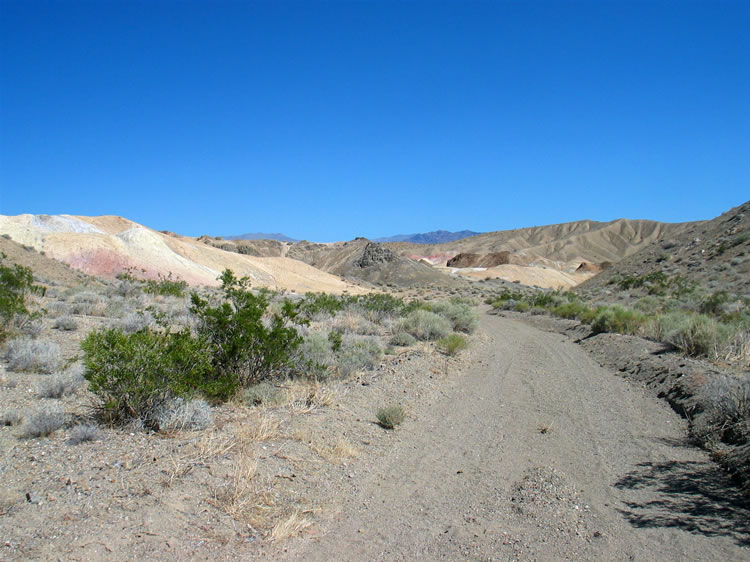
<box><xmin>279</xmin><ymin>313</ymin><xmax>749</xmax><ymax>561</ymax></box>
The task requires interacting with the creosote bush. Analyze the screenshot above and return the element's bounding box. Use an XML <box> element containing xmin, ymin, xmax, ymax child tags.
<box><xmin>190</xmin><ymin>269</ymin><xmax>303</xmax><ymax>386</ymax></box>
<box><xmin>0</xmin><ymin>256</ymin><xmax>44</xmax><ymax>342</ymax></box>
<box><xmin>81</xmin><ymin>269</ymin><xmax>304</xmax><ymax>428</ymax></box>
<box><xmin>81</xmin><ymin>327</ymin><xmax>217</xmax><ymax>428</ymax></box>
<box><xmin>376</xmin><ymin>404</ymin><xmax>405</xmax><ymax>429</ymax></box>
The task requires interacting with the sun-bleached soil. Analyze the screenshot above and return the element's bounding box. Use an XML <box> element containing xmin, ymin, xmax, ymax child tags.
<box><xmin>2</xmin><ymin>309</ymin><xmax>748</xmax><ymax>560</ymax></box>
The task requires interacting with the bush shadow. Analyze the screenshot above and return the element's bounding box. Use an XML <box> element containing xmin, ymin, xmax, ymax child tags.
<box><xmin>614</xmin><ymin>459</ymin><xmax>750</xmax><ymax>546</ymax></box>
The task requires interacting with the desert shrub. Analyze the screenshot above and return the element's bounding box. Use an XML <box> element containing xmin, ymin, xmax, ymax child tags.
<box><xmin>116</xmin><ymin>311</ymin><xmax>155</xmax><ymax>333</ymax></box>
<box><xmin>696</xmin><ymin>374</ymin><xmax>750</xmax><ymax>446</ymax></box>
<box><xmin>376</xmin><ymin>404</ymin><xmax>405</xmax><ymax>429</ymax></box>
<box><xmin>337</xmin><ymin>337</ymin><xmax>382</xmax><ymax>376</ymax></box>
<box><xmin>1</xmin><ymin>409</ymin><xmax>23</xmax><ymax>426</ymax></box>
<box><xmin>633</xmin><ymin>296</ymin><xmax>665</xmax><ymax>315</ymax></box>
<box><xmin>81</xmin><ymin>327</ymin><xmax>219</xmax><ymax>428</ymax></box>
<box><xmin>391</xmin><ymin>332</ymin><xmax>417</xmax><ymax>347</ymax></box>
<box><xmin>331</xmin><ymin>310</ymin><xmax>382</xmax><ymax>336</ymax></box>
<box><xmin>650</xmin><ymin>311</ymin><xmax>731</xmax><ymax>358</ymax></box>
<box><xmin>53</xmin><ymin>315</ymin><xmax>78</xmax><ymax>331</ymax></box>
<box><xmin>430</xmin><ymin>300</ymin><xmax>479</xmax><ymax>333</ymax></box>
<box><xmin>143</xmin><ymin>273</ymin><xmax>188</xmax><ymax>297</ymax></box>
<box><xmin>700</xmin><ymin>290</ymin><xmax>730</xmax><ymax>317</ymax></box>
<box><xmin>3</xmin><ymin>337</ymin><xmax>62</xmax><ymax>373</ymax></box>
<box><xmin>437</xmin><ymin>333</ymin><xmax>468</xmax><ymax>356</ymax></box>
<box><xmin>67</xmin><ymin>424</ymin><xmax>102</xmax><ymax>445</ymax></box>
<box><xmin>298</xmin><ymin>292</ymin><xmax>346</xmax><ymax>320</ymax></box>
<box><xmin>514</xmin><ymin>301</ymin><xmax>530</xmax><ymax>313</ymax></box>
<box><xmin>46</xmin><ymin>301</ymin><xmax>71</xmax><ymax>318</ymax></box>
<box><xmin>0</xmin><ymin>257</ymin><xmax>44</xmax><ymax>342</ymax></box>
<box><xmin>530</xmin><ymin>291</ymin><xmax>559</xmax><ymax>308</ymax></box>
<box><xmin>243</xmin><ymin>381</ymin><xmax>284</xmax><ymax>406</ymax></box>
<box><xmin>70</xmin><ymin>291</ymin><xmax>108</xmax><ymax>316</ymax></box>
<box><xmin>591</xmin><ymin>306</ymin><xmax>646</xmax><ymax>336</ymax></box>
<box><xmin>328</xmin><ymin>329</ymin><xmax>343</xmax><ymax>352</ymax></box>
<box><xmin>295</xmin><ymin>331</ymin><xmax>333</xmax><ymax>378</ymax></box>
<box><xmin>37</xmin><ymin>374</ymin><xmax>81</xmax><ymax>399</ymax></box>
<box><xmin>191</xmin><ymin>269</ymin><xmax>302</xmax><ymax>386</ymax></box>
<box><xmin>155</xmin><ymin>397</ymin><xmax>213</xmax><ymax>431</ymax></box>
<box><xmin>398</xmin><ymin>309</ymin><xmax>452</xmax><ymax>341</ymax></box>
<box><xmin>551</xmin><ymin>301</ymin><xmax>591</xmax><ymax>321</ymax></box>
<box><xmin>20</xmin><ymin>406</ymin><xmax>65</xmax><ymax>438</ymax></box>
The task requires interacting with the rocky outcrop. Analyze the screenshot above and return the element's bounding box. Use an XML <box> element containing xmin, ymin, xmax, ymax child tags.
<box><xmin>355</xmin><ymin>242</ymin><xmax>396</xmax><ymax>268</ymax></box>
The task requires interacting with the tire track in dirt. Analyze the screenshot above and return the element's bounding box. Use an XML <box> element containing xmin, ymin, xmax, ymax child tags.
<box><xmin>278</xmin><ymin>313</ymin><xmax>749</xmax><ymax>561</ymax></box>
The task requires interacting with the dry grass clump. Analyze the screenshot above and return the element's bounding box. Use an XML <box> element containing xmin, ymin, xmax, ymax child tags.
<box><xmin>52</xmin><ymin>315</ymin><xmax>78</xmax><ymax>331</ymax></box>
<box><xmin>286</xmin><ymin>380</ymin><xmax>335</xmax><ymax>413</ymax></box>
<box><xmin>330</xmin><ymin>310</ymin><xmax>382</xmax><ymax>336</ymax></box>
<box><xmin>271</xmin><ymin>510</ymin><xmax>314</xmax><ymax>542</ymax></box>
<box><xmin>37</xmin><ymin>373</ymin><xmax>84</xmax><ymax>399</ymax></box>
<box><xmin>376</xmin><ymin>404</ymin><xmax>405</xmax><ymax>429</ymax></box>
<box><xmin>19</xmin><ymin>406</ymin><xmax>65</xmax><ymax>438</ymax></box>
<box><xmin>70</xmin><ymin>291</ymin><xmax>108</xmax><ymax>316</ymax></box>
<box><xmin>155</xmin><ymin>397</ymin><xmax>213</xmax><ymax>432</ymax></box>
<box><xmin>1</xmin><ymin>409</ymin><xmax>23</xmax><ymax>426</ymax></box>
<box><xmin>210</xmin><ymin>456</ymin><xmax>268</xmax><ymax>526</ymax></box>
<box><xmin>243</xmin><ymin>381</ymin><xmax>286</xmax><ymax>407</ymax></box>
<box><xmin>3</xmin><ymin>337</ymin><xmax>62</xmax><ymax>373</ymax></box>
<box><xmin>67</xmin><ymin>424</ymin><xmax>102</xmax><ymax>445</ymax></box>
<box><xmin>313</xmin><ymin>437</ymin><xmax>359</xmax><ymax>463</ymax></box>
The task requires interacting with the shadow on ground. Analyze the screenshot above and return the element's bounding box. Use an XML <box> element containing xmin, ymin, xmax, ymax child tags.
<box><xmin>615</xmin><ymin>459</ymin><xmax>750</xmax><ymax>546</ymax></box>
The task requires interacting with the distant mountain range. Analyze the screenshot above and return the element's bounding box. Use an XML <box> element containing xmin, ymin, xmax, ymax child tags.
<box><xmin>223</xmin><ymin>232</ymin><xmax>298</xmax><ymax>242</ymax></box>
<box><xmin>374</xmin><ymin>230</ymin><xmax>482</xmax><ymax>244</ymax></box>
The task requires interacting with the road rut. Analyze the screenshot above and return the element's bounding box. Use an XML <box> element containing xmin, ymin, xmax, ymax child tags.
<box><xmin>280</xmin><ymin>312</ymin><xmax>749</xmax><ymax>560</ymax></box>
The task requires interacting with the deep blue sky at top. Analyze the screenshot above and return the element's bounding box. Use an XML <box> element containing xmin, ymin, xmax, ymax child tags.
<box><xmin>1</xmin><ymin>1</ymin><xmax>748</xmax><ymax>241</ymax></box>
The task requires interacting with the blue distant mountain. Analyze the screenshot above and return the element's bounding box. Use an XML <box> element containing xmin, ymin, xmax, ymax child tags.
<box><xmin>374</xmin><ymin>230</ymin><xmax>482</xmax><ymax>244</ymax></box>
<box><xmin>223</xmin><ymin>232</ymin><xmax>298</xmax><ymax>242</ymax></box>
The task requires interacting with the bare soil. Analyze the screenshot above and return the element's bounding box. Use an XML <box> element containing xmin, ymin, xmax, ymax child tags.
<box><xmin>2</xmin><ymin>310</ymin><xmax>748</xmax><ymax>560</ymax></box>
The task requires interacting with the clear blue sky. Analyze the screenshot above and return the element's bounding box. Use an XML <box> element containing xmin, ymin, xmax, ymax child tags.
<box><xmin>1</xmin><ymin>1</ymin><xmax>748</xmax><ymax>241</ymax></box>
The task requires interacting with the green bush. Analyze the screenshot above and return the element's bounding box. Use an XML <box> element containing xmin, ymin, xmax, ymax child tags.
<box><xmin>437</xmin><ymin>333</ymin><xmax>468</xmax><ymax>356</ymax></box>
<box><xmin>376</xmin><ymin>404</ymin><xmax>405</xmax><ymax>429</ymax></box>
<box><xmin>0</xmin><ymin>256</ymin><xmax>44</xmax><ymax>342</ymax></box>
<box><xmin>514</xmin><ymin>300</ymin><xmax>531</xmax><ymax>313</ymax></box>
<box><xmin>298</xmin><ymin>292</ymin><xmax>346</xmax><ymax>320</ymax></box>
<box><xmin>143</xmin><ymin>273</ymin><xmax>188</xmax><ymax>297</ymax></box>
<box><xmin>551</xmin><ymin>301</ymin><xmax>590</xmax><ymax>320</ymax></box>
<box><xmin>190</xmin><ymin>269</ymin><xmax>302</xmax><ymax>386</ymax></box>
<box><xmin>398</xmin><ymin>309</ymin><xmax>452</xmax><ymax>341</ymax></box>
<box><xmin>81</xmin><ymin>327</ymin><xmax>219</xmax><ymax>428</ymax></box>
<box><xmin>591</xmin><ymin>306</ymin><xmax>646</xmax><ymax>335</ymax></box>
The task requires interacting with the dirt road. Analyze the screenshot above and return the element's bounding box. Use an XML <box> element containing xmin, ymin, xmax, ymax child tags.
<box><xmin>280</xmin><ymin>312</ymin><xmax>749</xmax><ymax>560</ymax></box>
